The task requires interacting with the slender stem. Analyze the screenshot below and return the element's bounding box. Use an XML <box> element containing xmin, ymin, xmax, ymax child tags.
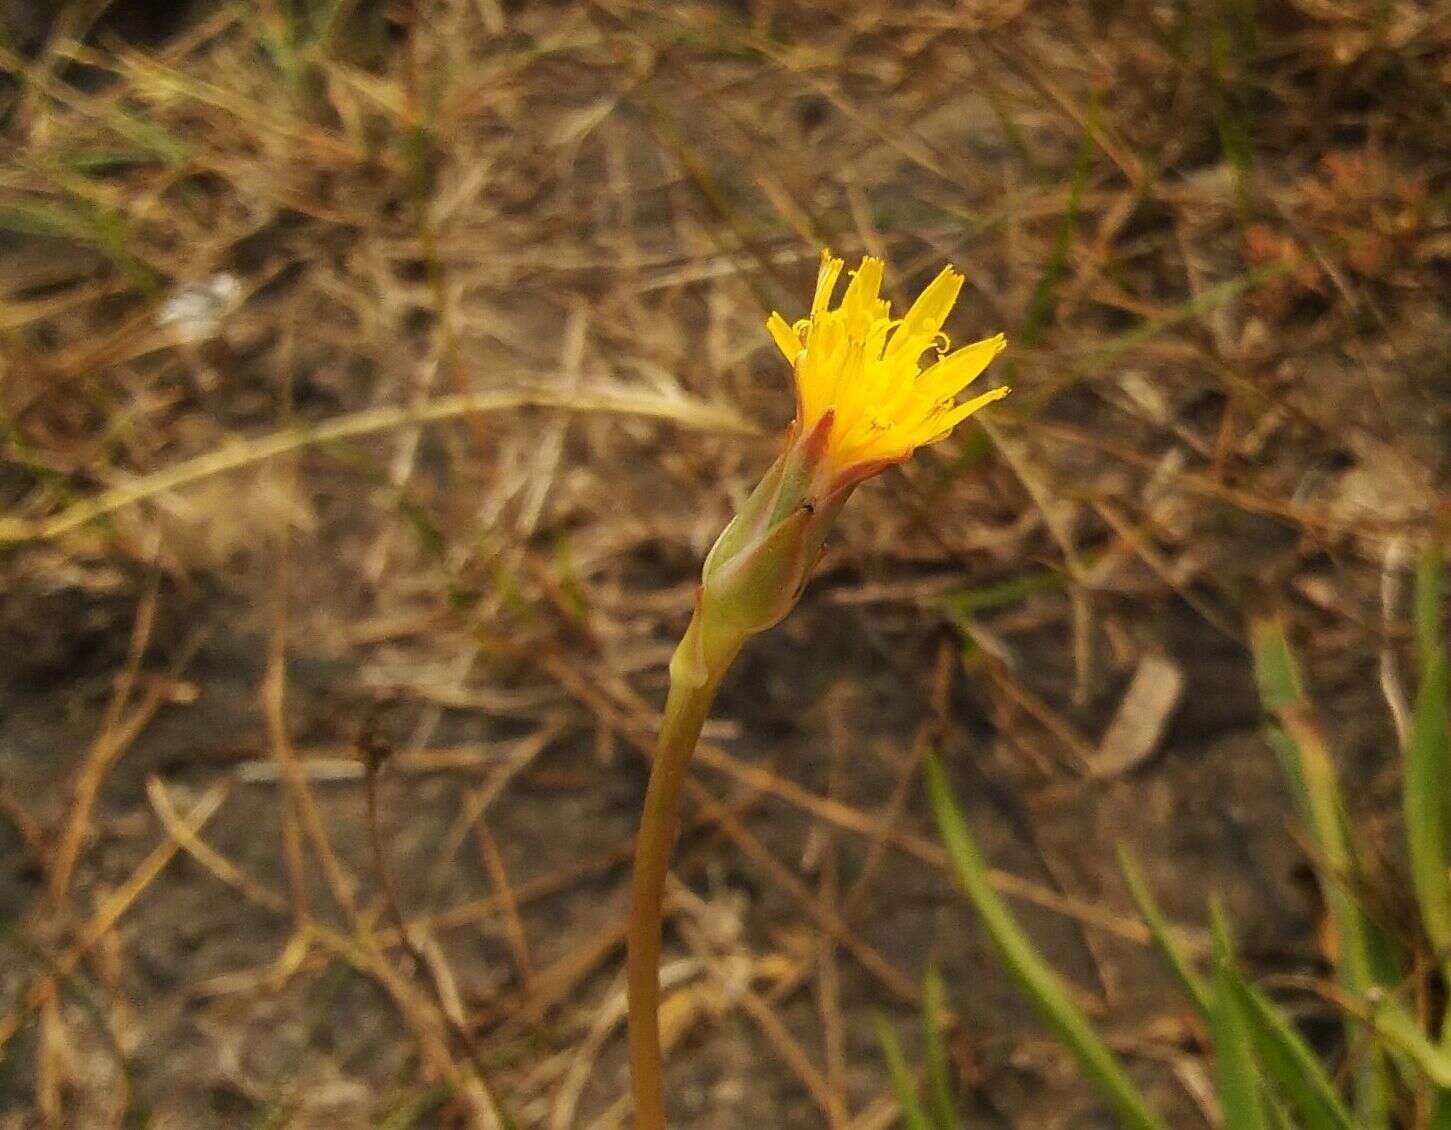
<box><xmin>627</xmin><ymin>616</ymin><xmax>735</xmax><ymax>1130</ymax></box>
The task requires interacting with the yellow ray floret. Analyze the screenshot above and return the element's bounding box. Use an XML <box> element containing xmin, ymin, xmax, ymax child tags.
<box><xmin>767</xmin><ymin>251</ymin><xmax>1008</xmax><ymax>469</ymax></box>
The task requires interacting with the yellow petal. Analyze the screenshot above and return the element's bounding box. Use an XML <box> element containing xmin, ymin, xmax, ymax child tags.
<box><xmin>917</xmin><ymin>333</ymin><xmax>1007</xmax><ymax>400</ymax></box>
<box><xmin>885</xmin><ymin>266</ymin><xmax>963</xmax><ymax>358</ymax></box>
<box><xmin>767</xmin><ymin>311</ymin><xmax>801</xmax><ymax>362</ymax></box>
<box><xmin>924</xmin><ymin>385</ymin><xmax>1011</xmax><ymax>442</ymax></box>
<box><xmin>811</xmin><ymin>252</ymin><xmax>844</xmax><ymax>319</ymax></box>
<box><xmin>840</xmin><ymin>257</ymin><xmax>885</xmax><ymax>334</ymax></box>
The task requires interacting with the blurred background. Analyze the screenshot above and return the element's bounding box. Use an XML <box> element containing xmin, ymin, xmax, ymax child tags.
<box><xmin>0</xmin><ymin>1</ymin><xmax>1447</xmax><ymax>1126</ymax></box>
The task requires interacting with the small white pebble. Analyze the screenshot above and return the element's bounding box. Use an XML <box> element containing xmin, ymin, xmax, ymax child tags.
<box><xmin>158</xmin><ymin>272</ymin><xmax>242</xmax><ymax>343</ymax></box>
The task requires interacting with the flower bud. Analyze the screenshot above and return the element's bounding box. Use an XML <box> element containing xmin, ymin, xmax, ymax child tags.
<box><xmin>672</xmin><ymin>411</ymin><xmax>853</xmax><ymax>687</ymax></box>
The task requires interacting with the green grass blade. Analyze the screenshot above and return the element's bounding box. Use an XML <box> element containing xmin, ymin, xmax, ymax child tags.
<box><xmin>1263</xmin><ymin>1093</ymin><xmax>1298</xmax><ymax>1130</ymax></box>
<box><xmin>1250</xmin><ymin>616</ymin><xmax>1394</xmax><ymax>1126</ymax></box>
<box><xmin>1331</xmin><ymin>978</ymin><xmax>1451</xmax><ymax>1099</ymax></box>
<box><xmin>1407</xmin><ymin>544</ymin><xmax>1451</xmax><ymax>1005</ymax></box>
<box><xmin>874</xmin><ymin>1014</ymin><xmax>933</xmax><ymax>1130</ymax></box>
<box><xmin>1207</xmin><ymin>0</ymin><xmax>1256</xmax><ymax>216</ymax></box>
<box><xmin>376</xmin><ymin>1084</ymin><xmax>453</xmax><ymax>1130</ymax></box>
<box><xmin>1220</xmin><ymin>972</ymin><xmax>1354</xmax><ymax>1130</ymax></box>
<box><xmin>1361</xmin><ymin>995</ymin><xmax>1451</xmax><ymax>1088</ymax></box>
<box><xmin>938</xmin><ymin>568</ymin><xmax>1066</xmax><ymax>619</ymax></box>
<box><xmin>1209</xmin><ymin>902</ymin><xmax>1269</xmax><ymax>1130</ymax></box>
<box><xmin>925</xmin><ymin>757</ymin><xmax>1168</xmax><ymax>1130</ymax></box>
<box><xmin>1076</xmin><ymin>266</ymin><xmax>1283</xmax><ymax>378</ymax></box>
<box><xmin>1116</xmin><ymin>844</ymin><xmax>1212</xmax><ymax>1022</ymax></box>
<box><xmin>1416</xmin><ymin>541</ymin><xmax>1446</xmax><ymax>672</ymax></box>
<box><xmin>101</xmin><ymin>108</ymin><xmax>190</xmax><ymax>167</ymax></box>
<box><xmin>1431</xmin><ymin>1088</ymin><xmax>1451</xmax><ymax>1130</ymax></box>
<box><xmin>921</xmin><ymin>965</ymin><xmax>961</xmax><ymax>1129</ymax></box>
<box><xmin>1019</xmin><ymin>93</ymin><xmax>1097</xmax><ymax>347</ymax></box>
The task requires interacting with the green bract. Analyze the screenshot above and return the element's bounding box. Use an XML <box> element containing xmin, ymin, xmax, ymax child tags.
<box><xmin>676</xmin><ymin>411</ymin><xmax>853</xmax><ymax>685</ymax></box>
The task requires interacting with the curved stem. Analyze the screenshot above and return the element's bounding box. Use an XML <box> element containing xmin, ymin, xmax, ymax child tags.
<box><xmin>627</xmin><ymin>617</ymin><xmax>736</xmax><ymax>1130</ymax></box>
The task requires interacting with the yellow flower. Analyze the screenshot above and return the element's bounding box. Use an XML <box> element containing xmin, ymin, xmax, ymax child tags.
<box><xmin>767</xmin><ymin>251</ymin><xmax>1008</xmax><ymax>473</ymax></box>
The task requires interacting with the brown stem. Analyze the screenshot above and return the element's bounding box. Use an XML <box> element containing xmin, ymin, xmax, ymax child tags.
<box><xmin>627</xmin><ymin>615</ymin><xmax>738</xmax><ymax>1130</ymax></box>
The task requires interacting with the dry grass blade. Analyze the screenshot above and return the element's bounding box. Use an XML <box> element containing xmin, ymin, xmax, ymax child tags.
<box><xmin>48</xmin><ymin>579</ymin><xmax>161</xmax><ymax>905</ymax></box>
<box><xmin>0</xmin><ymin>387</ymin><xmax>756</xmax><ymax>543</ymax></box>
<box><xmin>0</xmin><ymin>783</ymin><xmax>229</xmax><ymax>1050</ymax></box>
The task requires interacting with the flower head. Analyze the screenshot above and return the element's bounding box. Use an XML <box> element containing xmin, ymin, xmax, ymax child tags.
<box><xmin>767</xmin><ymin>251</ymin><xmax>1008</xmax><ymax>477</ymax></box>
<box><xmin>679</xmin><ymin>251</ymin><xmax>1009</xmax><ymax>681</ymax></box>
